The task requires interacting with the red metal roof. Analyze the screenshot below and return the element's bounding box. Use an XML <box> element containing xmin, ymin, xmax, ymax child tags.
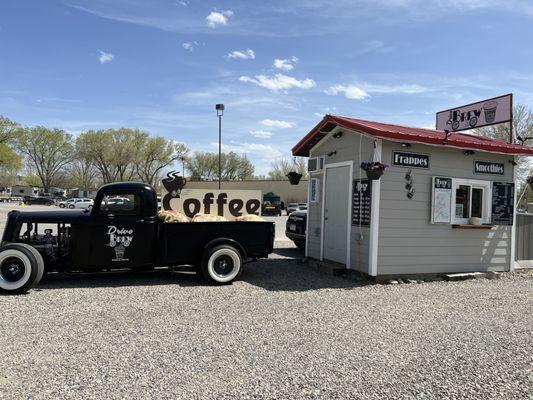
<box><xmin>292</xmin><ymin>115</ymin><xmax>533</xmax><ymax>157</ymax></box>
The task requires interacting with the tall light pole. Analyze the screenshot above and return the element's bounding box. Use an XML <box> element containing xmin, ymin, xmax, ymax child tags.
<box><xmin>216</xmin><ymin>103</ymin><xmax>224</xmax><ymax>189</ymax></box>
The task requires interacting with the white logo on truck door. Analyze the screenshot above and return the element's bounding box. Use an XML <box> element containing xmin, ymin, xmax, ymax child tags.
<box><xmin>106</xmin><ymin>225</ymin><xmax>134</xmax><ymax>261</ymax></box>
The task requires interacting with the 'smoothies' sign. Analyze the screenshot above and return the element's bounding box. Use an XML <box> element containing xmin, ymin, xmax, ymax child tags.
<box><xmin>436</xmin><ymin>93</ymin><xmax>512</xmax><ymax>132</ymax></box>
<box><xmin>474</xmin><ymin>161</ymin><xmax>504</xmax><ymax>175</ymax></box>
<box><xmin>392</xmin><ymin>151</ymin><xmax>430</xmax><ymax>169</ymax></box>
<box><xmin>162</xmin><ymin>188</ymin><xmax>262</xmax><ymax>220</ymax></box>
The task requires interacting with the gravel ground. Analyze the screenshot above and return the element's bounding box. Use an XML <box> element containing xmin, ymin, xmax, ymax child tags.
<box><xmin>0</xmin><ymin>240</ymin><xmax>532</xmax><ymax>399</ymax></box>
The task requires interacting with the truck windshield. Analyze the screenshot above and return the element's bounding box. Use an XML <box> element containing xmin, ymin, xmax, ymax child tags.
<box><xmin>99</xmin><ymin>194</ymin><xmax>141</xmax><ymax>216</ymax></box>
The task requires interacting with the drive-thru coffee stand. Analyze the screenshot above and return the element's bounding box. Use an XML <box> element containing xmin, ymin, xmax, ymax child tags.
<box><xmin>293</xmin><ymin>113</ymin><xmax>533</xmax><ymax>278</ymax></box>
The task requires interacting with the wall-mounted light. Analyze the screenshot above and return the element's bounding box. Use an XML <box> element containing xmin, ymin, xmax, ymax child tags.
<box><xmin>464</xmin><ymin>150</ymin><xmax>475</xmax><ymax>156</ymax></box>
<box><xmin>332</xmin><ymin>131</ymin><xmax>343</xmax><ymax>139</ymax></box>
<box><xmin>327</xmin><ymin>151</ymin><xmax>337</xmax><ymax>157</ymax></box>
<box><xmin>508</xmin><ymin>159</ymin><xmax>517</xmax><ymax>166</ymax></box>
<box><xmin>401</xmin><ymin>142</ymin><xmax>411</xmax><ymax>148</ymax></box>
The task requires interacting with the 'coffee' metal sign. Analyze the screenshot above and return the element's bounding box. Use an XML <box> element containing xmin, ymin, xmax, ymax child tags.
<box><xmin>392</xmin><ymin>151</ymin><xmax>430</xmax><ymax>169</ymax></box>
<box><xmin>474</xmin><ymin>161</ymin><xmax>504</xmax><ymax>175</ymax></box>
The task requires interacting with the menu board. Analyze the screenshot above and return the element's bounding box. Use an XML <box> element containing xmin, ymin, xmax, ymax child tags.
<box><xmin>432</xmin><ymin>177</ymin><xmax>452</xmax><ymax>223</ymax></box>
<box><xmin>352</xmin><ymin>179</ymin><xmax>372</xmax><ymax>226</ymax></box>
<box><xmin>491</xmin><ymin>182</ymin><xmax>514</xmax><ymax>225</ymax></box>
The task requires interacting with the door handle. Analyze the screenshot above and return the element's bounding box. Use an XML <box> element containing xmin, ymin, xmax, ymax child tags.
<box><xmin>324</xmin><ymin>217</ymin><xmax>328</xmax><ymax>221</ymax></box>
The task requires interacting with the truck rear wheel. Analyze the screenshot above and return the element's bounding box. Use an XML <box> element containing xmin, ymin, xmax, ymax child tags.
<box><xmin>201</xmin><ymin>245</ymin><xmax>242</xmax><ymax>284</ymax></box>
<box><xmin>0</xmin><ymin>244</ymin><xmax>41</xmax><ymax>294</ymax></box>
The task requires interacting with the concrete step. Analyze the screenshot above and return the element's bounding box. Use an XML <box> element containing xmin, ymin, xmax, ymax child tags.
<box><xmin>445</xmin><ymin>272</ymin><xmax>486</xmax><ymax>281</ymax></box>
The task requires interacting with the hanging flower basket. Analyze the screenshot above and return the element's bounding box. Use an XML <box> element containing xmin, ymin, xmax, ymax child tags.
<box><xmin>527</xmin><ymin>176</ymin><xmax>533</xmax><ymax>190</ymax></box>
<box><xmin>360</xmin><ymin>162</ymin><xmax>389</xmax><ymax>180</ymax></box>
<box><xmin>287</xmin><ymin>171</ymin><xmax>303</xmax><ymax>185</ymax></box>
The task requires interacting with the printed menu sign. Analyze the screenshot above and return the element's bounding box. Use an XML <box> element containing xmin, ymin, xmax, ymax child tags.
<box><xmin>474</xmin><ymin>161</ymin><xmax>504</xmax><ymax>175</ymax></box>
<box><xmin>352</xmin><ymin>179</ymin><xmax>372</xmax><ymax>226</ymax></box>
<box><xmin>432</xmin><ymin>177</ymin><xmax>452</xmax><ymax>223</ymax></box>
<box><xmin>491</xmin><ymin>182</ymin><xmax>514</xmax><ymax>225</ymax></box>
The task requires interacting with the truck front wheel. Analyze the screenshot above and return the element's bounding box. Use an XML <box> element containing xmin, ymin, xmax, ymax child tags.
<box><xmin>0</xmin><ymin>244</ymin><xmax>41</xmax><ymax>294</ymax></box>
<box><xmin>201</xmin><ymin>245</ymin><xmax>242</xmax><ymax>284</ymax></box>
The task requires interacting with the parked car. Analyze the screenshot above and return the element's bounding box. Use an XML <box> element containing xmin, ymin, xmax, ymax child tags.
<box><xmin>24</xmin><ymin>196</ymin><xmax>54</xmax><ymax>206</ymax></box>
<box><xmin>298</xmin><ymin>203</ymin><xmax>308</xmax><ymax>211</ymax></box>
<box><xmin>0</xmin><ymin>182</ymin><xmax>275</xmax><ymax>294</ymax></box>
<box><xmin>286</xmin><ymin>203</ymin><xmax>299</xmax><ymax>215</ymax></box>
<box><xmin>58</xmin><ymin>198</ymin><xmax>79</xmax><ymax>208</ymax></box>
<box><xmin>285</xmin><ymin>210</ymin><xmax>307</xmax><ymax>250</ymax></box>
<box><xmin>67</xmin><ymin>198</ymin><xmax>94</xmax><ymax>210</ymax></box>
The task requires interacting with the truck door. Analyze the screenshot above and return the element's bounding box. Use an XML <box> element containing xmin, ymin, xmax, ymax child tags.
<box><xmin>88</xmin><ymin>192</ymin><xmax>157</xmax><ymax>268</ymax></box>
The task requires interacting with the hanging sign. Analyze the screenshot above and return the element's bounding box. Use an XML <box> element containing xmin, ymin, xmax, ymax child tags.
<box><xmin>436</xmin><ymin>93</ymin><xmax>512</xmax><ymax>132</ymax></box>
<box><xmin>392</xmin><ymin>151</ymin><xmax>430</xmax><ymax>169</ymax></box>
<box><xmin>431</xmin><ymin>177</ymin><xmax>452</xmax><ymax>223</ymax></box>
<box><xmin>474</xmin><ymin>161</ymin><xmax>504</xmax><ymax>175</ymax></box>
<box><xmin>352</xmin><ymin>179</ymin><xmax>372</xmax><ymax>226</ymax></box>
<box><xmin>491</xmin><ymin>182</ymin><xmax>514</xmax><ymax>225</ymax></box>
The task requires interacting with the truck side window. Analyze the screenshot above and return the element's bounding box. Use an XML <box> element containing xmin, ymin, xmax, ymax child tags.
<box><xmin>99</xmin><ymin>194</ymin><xmax>141</xmax><ymax>216</ymax></box>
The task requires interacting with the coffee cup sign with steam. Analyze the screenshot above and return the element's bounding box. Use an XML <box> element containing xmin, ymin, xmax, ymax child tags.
<box><xmin>162</xmin><ymin>170</ymin><xmax>187</xmax><ymax>210</ymax></box>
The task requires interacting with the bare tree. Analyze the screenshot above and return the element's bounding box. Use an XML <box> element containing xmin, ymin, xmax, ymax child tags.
<box><xmin>136</xmin><ymin>138</ymin><xmax>189</xmax><ymax>186</ymax></box>
<box><xmin>185</xmin><ymin>151</ymin><xmax>254</xmax><ymax>180</ymax></box>
<box><xmin>267</xmin><ymin>157</ymin><xmax>308</xmax><ymax>180</ymax></box>
<box><xmin>17</xmin><ymin>126</ymin><xmax>75</xmax><ymax>192</ymax></box>
<box><xmin>472</xmin><ymin>104</ymin><xmax>533</xmax><ymax>182</ymax></box>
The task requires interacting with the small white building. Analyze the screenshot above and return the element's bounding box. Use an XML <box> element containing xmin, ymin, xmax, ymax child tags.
<box><xmin>293</xmin><ymin>115</ymin><xmax>533</xmax><ymax>278</ymax></box>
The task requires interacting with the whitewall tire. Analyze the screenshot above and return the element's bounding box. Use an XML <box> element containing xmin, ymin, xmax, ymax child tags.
<box><xmin>0</xmin><ymin>244</ymin><xmax>40</xmax><ymax>294</ymax></box>
<box><xmin>201</xmin><ymin>245</ymin><xmax>242</xmax><ymax>284</ymax></box>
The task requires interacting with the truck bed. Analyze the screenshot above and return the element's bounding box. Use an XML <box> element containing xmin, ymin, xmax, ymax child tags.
<box><xmin>160</xmin><ymin>221</ymin><xmax>275</xmax><ymax>266</ymax></box>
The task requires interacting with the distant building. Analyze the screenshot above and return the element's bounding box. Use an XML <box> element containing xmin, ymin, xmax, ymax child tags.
<box><xmin>11</xmin><ymin>185</ymin><xmax>40</xmax><ymax>197</ymax></box>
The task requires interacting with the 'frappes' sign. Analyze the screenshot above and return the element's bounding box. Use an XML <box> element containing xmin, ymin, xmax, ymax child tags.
<box><xmin>436</xmin><ymin>94</ymin><xmax>512</xmax><ymax>132</ymax></box>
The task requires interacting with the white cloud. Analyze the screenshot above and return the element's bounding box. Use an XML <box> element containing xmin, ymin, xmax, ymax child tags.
<box><xmin>326</xmin><ymin>84</ymin><xmax>370</xmax><ymax>100</ymax></box>
<box><xmin>273</xmin><ymin>56</ymin><xmax>298</xmax><ymax>71</ymax></box>
<box><xmin>250</xmin><ymin>130</ymin><xmax>273</xmax><ymax>138</ymax></box>
<box><xmin>226</xmin><ymin>49</ymin><xmax>255</xmax><ymax>60</ymax></box>
<box><xmin>98</xmin><ymin>50</ymin><xmax>114</xmax><ymax>64</ymax></box>
<box><xmin>259</xmin><ymin>119</ymin><xmax>295</xmax><ymax>129</ymax></box>
<box><xmin>182</xmin><ymin>41</ymin><xmax>198</xmax><ymax>52</ymax></box>
<box><xmin>325</xmin><ymin>82</ymin><xmax>429</xmax><ymax>100</ymax></box>
<box><xmin>363</xmin><ymin>83</ymin><xmax>428</xmax><ymax>94</ymax></box>
<box><xmin>206</xmin><ymin>10</ymin><xmax>234</xmax><ymax>28</ymax></box>
<box><xmin>177</xmin><ymin>0</ymin><xmax>188</xmax><ymax>6</ymax></box>
<box><xmin>239</xmin><ymin>73</ymin><xmax>316</xmax><ymax>92</ymax></box>
<box><xmin>213</xmin><ymin>142</ymin><xmax>283</xmax><ymax>159</ymax></box>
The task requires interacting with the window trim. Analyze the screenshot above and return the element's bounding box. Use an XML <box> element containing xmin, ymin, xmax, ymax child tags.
<box><xmin>451</xmin><ymin>178</ymin><xmax>492</xmax><ymax>224</ymax></box>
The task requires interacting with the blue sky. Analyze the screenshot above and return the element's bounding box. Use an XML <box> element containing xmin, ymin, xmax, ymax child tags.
<box><xmin>1</xmin><ymin>0</ymin><xmax>533</xmax><ymax>174</ymax></box>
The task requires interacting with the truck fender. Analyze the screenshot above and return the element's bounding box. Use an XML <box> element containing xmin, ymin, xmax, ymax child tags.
<box><xmin>202</xmin><ymin>238</ymin><xmax>247</xmax><ymax>261</ymax></box>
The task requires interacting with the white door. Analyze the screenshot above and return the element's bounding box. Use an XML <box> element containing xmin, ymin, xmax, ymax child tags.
<box><xmin>323</xmin><ymin>165</ymin><xmax>350</xmax><ymax>264</ymax></box>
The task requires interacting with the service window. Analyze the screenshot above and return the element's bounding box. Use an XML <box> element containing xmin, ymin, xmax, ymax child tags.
<box><xmin>432</xmin><ymin>177</ymin><xmax>492</xmax><ymax>225</ymax></box>
<box><xmin>451</xmin><ymin>179</ymin><xmax>491</xmax><ymax>224</ymax></box>
<box><xmin>99</xmin><ymin>194</ymin><xmax>141</xmax><ymax>216</ymax></box>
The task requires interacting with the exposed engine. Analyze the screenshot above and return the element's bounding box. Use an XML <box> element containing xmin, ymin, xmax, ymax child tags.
<box><xmin>19</xmin><ymin>222</ymin><xmax>71</xmax><ymax>264</ymax></box>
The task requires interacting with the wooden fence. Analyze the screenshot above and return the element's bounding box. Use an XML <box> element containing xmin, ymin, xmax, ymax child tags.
<box><xmin>515</xmin><ymin>213</ymin><xmax>533</xmax><ymax>260</ymax></box>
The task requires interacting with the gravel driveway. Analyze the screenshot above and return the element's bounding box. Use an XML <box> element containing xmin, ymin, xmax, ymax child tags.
<box><xmin>0</xmin><ymin>241</ymin><xmax>532</xmax><ymax>399</ymax></box>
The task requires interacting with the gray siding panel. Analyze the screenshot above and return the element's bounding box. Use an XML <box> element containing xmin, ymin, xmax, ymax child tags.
<box><xmin>306</xmin><ymin>129</ymin><xmax>375</xmax><ymax>273</ymax></box>
<box><xmin>377</xmin><ymin>141</ymin><xmax>513</xmax><ymax>275</ymax></box>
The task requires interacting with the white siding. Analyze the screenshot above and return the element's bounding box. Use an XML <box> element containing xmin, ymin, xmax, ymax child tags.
<box><xmin>377</xmin><ymin>141</ymin><xmax>513</xmax><ymax>275</ymax></box>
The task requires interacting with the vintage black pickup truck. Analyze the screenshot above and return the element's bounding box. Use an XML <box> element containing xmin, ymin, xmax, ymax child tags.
<box><xmin>0</xmin><ymin>182</ymin><xmax>274</xmax><ymax>294</ymax></box>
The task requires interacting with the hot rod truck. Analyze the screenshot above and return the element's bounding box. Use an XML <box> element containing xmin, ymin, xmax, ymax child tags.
<box><xmin>0</xmin><ymin>182</ymin><xmax>274</xmax><ymax>294</ymax></box>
